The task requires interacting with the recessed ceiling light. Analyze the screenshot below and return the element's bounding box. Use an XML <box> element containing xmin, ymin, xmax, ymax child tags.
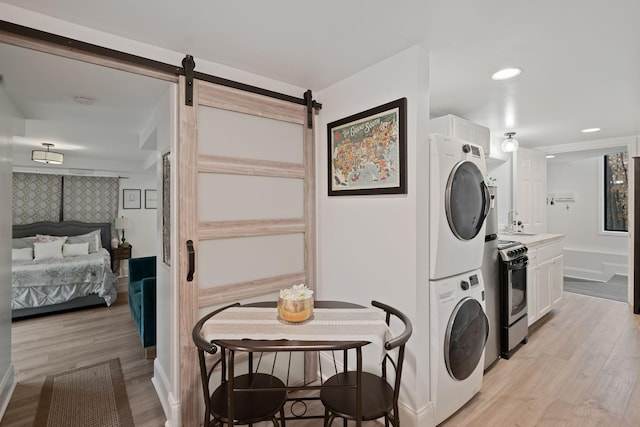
<box><xmin>73</xmin><ymin>95</ymin><xmax>96</xmax><ymax>105</ymax></box>
<box><xmin>581</xmin><ymin>127</ymin><xmax>601</xmax><ymax>133</ymax></box>
<box><xmin>546</xmin><ymin>155</ymin><xmax>556</xmax><ymax>159</ymax></box>
<box><xmin>491</xmin><ymin>68</ymin><xmax>522</xmax><ymax>81</ymax></box>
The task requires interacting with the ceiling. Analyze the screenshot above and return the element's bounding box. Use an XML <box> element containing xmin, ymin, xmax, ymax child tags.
<box><xmin>1</xmin><ymin>0</ymin><xmax>639</xmax><ymax>172</ymax></box>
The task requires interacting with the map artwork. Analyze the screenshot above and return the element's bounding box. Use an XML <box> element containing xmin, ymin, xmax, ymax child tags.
<box><xmin>331</xmin><ymin>108</ymin><xmax>400</xmax><ymax>191</ymax></box>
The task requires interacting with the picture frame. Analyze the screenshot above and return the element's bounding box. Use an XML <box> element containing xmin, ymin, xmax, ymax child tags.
<box><xmin>123</xmin><ymin>189</ymin><xmax>141</xmax><ymax>209</ymax></box>
<box><xmin>145</xmin><ymin>189</ymin><xmax>157</xmax><ymax>209</ymax></box>
<box><xmin>327</xmin><ymin>98</ymin><xmax>407</xmax><ymax>196</ymax></box>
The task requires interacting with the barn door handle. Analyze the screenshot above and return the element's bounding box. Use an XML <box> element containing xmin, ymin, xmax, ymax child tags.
<box><xmin>186</xmin><ymin>240</ymin><xmax>195</xmax><ymax>282</ymax></box>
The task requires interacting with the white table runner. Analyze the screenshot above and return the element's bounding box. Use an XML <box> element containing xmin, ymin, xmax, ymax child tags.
<box><xmin>203</xmin><ymin>307</ymin><xmax>391</xmax><ymax>352</ymax></box>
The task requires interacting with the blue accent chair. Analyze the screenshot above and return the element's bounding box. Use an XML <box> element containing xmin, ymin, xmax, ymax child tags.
<box><xmin>128</xmin><ymin>256</ymin><xmax>156</xmax><ymax>348</ymax></box>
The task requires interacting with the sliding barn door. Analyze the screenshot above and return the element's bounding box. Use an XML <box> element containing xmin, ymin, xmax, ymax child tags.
<box><xmin>177</xmin><ymin>76</ymin><xmax>315</xmax><ymax>425</ymax></box>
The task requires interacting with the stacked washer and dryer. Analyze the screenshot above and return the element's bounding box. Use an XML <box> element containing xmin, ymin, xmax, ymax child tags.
<box><xmin>429</xmin><ymin>134</ymin><xmax>491</xmax><ymax>426</ymax></box>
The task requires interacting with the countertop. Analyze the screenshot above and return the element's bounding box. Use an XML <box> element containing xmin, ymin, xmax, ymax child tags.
<box><xmin>498</xmin><ymin>233</ymin><xmax>565</xmax><ymax>247</ymax></box>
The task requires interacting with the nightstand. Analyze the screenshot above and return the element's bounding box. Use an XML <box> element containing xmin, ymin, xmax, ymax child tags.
<box><xmin>111</xmin><ymin>246</ymin><xmax>132</xmax><ymax>276</ymax></box>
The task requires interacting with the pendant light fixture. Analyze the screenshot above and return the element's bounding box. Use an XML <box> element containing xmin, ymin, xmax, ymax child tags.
<box><xmin>32</xmin><ymin>143</ymin><xmax>64</xmax><ymax>164</ymax></box>
<box><xmin>501</xmin><ymin>132</ymin><xmax>519</xmax><ymax>153</ymax></box>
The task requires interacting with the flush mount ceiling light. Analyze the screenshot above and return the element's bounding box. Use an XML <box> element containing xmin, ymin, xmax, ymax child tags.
<box><xmin>501</xmin><ymin>132</ymin><xmax>519</xmax><ymax>152</ymax></box>
<box><xmin>491</xmin><ymin>67</ymin><xmax>522</xmax><ymax>81</ymax></box>
<box><xmin>73</xmin><ymin>95</ymin><xmax>95</xmax><ymax>105</ymax></box>
<box><xmin>32</xmin><ymin>143</ymin><xmax>64</xmax><ymax>164</ymax></box>
<box><xmin>581</xmin><ymin>127</ymin><xmax>601</xmax><ymax>133</ymax></box>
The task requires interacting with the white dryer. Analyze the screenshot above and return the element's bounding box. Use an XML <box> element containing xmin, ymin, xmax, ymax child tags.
<box><xmin>429</xmin><ymin>133</ymin><xmax>490</xmax><ymax>280</ymax></box>
<box><xmin>430</xmin><ymin>269</ymin><xmax>489</xmax><ymax>426</ymax></box>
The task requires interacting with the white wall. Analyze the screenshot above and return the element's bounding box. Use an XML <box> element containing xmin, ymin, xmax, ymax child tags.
<box><xmin>547</xmin><ymin>156</ymin><xmax>628</xmax><ymax>280</ymax></box>
<box><xmin>117</xmin><ymin>174</ymin><xmax>157</xmax><ymax>258</ymax></box>
<box><xmin>0</xmin><ymin>83</ymin><xmax>22</xmax><ymax>421</ymax></box>
<box><xmin>317</xmin><ymin>45</ymin><xmax>431</xmax><ymax>426</ymax></box>
<box><xmin>487</xmin><ymin>156</ymin><xmax>512</xmax><ymax>229</ymax></box>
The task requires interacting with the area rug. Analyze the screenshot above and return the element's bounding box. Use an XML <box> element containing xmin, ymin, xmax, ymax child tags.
<box><xmin>33</xmin><ymin>358</ymin><xmax>134</xmax><ymax>427</ymax></box>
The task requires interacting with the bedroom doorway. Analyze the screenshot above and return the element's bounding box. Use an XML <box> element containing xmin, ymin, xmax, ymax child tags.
<box><xmin>0</xmin><ymin>36</ymin><xmax>176</xmax><ymax>425</ymax></box>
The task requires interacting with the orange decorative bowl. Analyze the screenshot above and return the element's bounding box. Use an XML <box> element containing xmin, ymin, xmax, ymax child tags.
<box><xmin>277</xmin><ymin>297</ymin><xmax>314</xmax><ymax>323</ymax></box>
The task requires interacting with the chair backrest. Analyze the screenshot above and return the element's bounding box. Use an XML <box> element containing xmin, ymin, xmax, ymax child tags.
<box><xmin>192</xmin><ymin>303</ymin><xmax>240</xmax><ymax>424</ymax></box>
<box><xmin>371</xmin><ymin>300</ymin><xmax>413</xmax><ymax>405</ymax></box>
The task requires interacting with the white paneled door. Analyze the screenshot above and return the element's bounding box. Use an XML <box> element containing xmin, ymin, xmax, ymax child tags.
<box><xmin>177</xmin><ymin>76</ymin><xmax>315</xmax><ymax>425</ymax></box>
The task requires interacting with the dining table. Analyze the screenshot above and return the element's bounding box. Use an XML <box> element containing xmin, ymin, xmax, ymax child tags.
<box><xmin>200</xmin><ymin>300</ymin><xmax>392</xmax><ymax>426</ymax></box>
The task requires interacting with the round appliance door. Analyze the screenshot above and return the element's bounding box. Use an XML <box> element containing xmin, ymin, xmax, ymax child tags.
<box><xmin>444</xmin><ymin>297</ymin><xmax>489</xmax><ymax>381</ymax></box>
<box><xmin>445</xmin><ymin>161</ymin><xmax>490</xmax><ymax>240</ymax></box>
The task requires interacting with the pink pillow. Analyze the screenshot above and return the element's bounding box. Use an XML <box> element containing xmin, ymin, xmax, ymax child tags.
<box><xmin>35</xmin><ymin>234</ymin><xmax>68</xmax><ymax>244</ymax></box>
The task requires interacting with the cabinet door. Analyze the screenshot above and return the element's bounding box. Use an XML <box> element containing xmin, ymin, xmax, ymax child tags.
<box><xmin>537</xmin><ymin>259</ymin><xmax>552</xmax><ymax>317</ymax></box>
<box><xmin>527</xmin><ymin>264</ymin><xmax>538</xmax><ymax>326</ymax></box>
<box><xmin>550</xmin><ymin>255</ymin><xmax>564</xmax><ymax>306</ymax></box>
<box><xmin>526</xmin><ymin>249</ymin><xmax>538</xmax><ymax>325</ymax></box>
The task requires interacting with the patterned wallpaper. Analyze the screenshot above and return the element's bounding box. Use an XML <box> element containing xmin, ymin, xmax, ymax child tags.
<box><xmin>12</xmin><ymin>173</ymin><xmax>62</xmax><ymax>224</ymax></box>
<box><xmin>12</xmin><ymin>173</ymin><xmax>119</xmax><ymax>235</ymax></box>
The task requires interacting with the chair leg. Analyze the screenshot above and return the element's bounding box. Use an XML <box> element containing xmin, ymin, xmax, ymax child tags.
<box><xmin>323</xmin><ymin>408</ymin><xmax>336</xmax><ymax>427</ymax></box>
<box><xmin>280</xmin><ymin>405</ymin><xmax>286</xmax><ymax>427</ymax></box>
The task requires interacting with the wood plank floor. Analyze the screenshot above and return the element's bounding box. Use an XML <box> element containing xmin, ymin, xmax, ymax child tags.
<box><xmin>441</xmin><ymin>292</ymin><xmax>640</xmax><ymax>427</ymax></box>
<box><xmin>0</xmin><ymin>287</ymin><xmax>166</xmax><ymax>427</ymax></box>
<box><xmin>2</xmin><ymin>290</ymin><xmax>638</xmax><ymax>427</ymax></box>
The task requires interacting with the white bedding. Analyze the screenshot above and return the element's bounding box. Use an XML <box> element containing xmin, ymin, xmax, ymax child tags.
<box><xmin>11</xmin><ymin>248</ymin><xmax>118</xmax><ymax>310</ymax></box>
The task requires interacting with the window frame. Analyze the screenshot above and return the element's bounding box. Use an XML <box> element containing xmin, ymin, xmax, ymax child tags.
<box><xmin>600</xmin><ymin>151</ymin><xmax>629</xmax><ymax>236</ymax></box>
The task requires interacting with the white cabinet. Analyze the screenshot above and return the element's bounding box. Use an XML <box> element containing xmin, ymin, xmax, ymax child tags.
<box><xmin>549</xmin><ymin>255</ymin><xmax>564</xmax><ymax>306</ymax></box>
<box><xmin>526</xmin><ymin>248</ymin><xmax>538</xmax><ymax>326</ymax></box>
<box><xmin>526</xmin><ymin>239</ymin><xmax>564</xmax><ymax>325</ymax></box>
<box><xmin>537</xmin><ymin>259</ymin><xmax>553</xmax><ymax>317</ymax></box>
<box><xmin>429</xmin><ymin>114</ymin><xmax>491</xmax><ymax>155</ymax></box>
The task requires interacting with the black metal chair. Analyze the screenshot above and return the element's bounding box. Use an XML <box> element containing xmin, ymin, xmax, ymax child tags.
<box><xmin>319</xmin><ymin>300</ymin><xmax>413</xmax><ymax>427</ymax></box>
<box><xmin>192</xmin><ymin>303</ymin><xmax>287</xmax><ymax>426</ymax></box>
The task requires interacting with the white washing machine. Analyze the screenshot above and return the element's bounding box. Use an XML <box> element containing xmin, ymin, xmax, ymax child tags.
<box><xmin>430</xmin><ymin>269</ymin><xmax>489</xmax><ymax>426</ymax></box>
<box><xmin>429</xmin><ymin>134</ymin><xmax>490</xmax><ymax>280</ymax></box>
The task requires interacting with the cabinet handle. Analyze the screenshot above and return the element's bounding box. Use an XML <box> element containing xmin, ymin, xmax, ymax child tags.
<box><xmin>186</xmin><ymin>239</ymin><xmax>195</xmax><ymax>282</ymax></box>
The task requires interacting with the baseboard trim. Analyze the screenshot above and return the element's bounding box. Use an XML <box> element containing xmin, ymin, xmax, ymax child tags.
<box><xmin>152</xmin><ymin>359</ymin><xmax>180</xmax><ymax>427</ymax></box>
<box><xmin>0</xmin><ymin>365</ymin><xmax>16</xmax><ymax>421</ymax></box>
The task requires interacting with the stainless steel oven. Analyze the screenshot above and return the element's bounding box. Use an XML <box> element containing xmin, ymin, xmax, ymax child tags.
<box><xmin>498</xmin><ymin>241</ymin><xmax>528</xmax><ymax>359</ymax></box>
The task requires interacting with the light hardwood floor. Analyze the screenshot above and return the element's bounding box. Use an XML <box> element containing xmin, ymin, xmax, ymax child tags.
<box><xmin>2</xmin><ymin>290</ymin><xmax>638</xmax><ymax>427</ymax></box>
<box><xmin>441</xmin><ymin>292</ymin><xmax>640</xmax><ymax>427</ymax></box>
<box><xmin>0</xmin><ymin>287</ymin><xmax>166</xmax><ymax>427</ymax></box>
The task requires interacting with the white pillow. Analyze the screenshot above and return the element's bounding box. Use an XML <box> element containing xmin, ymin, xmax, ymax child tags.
<box><xmin>63</xmin><ymin>242</ymin><xmax>89</xmax><ymax>257</ymax></box>
<box><xmin>67</xmin><ymin>230</ymin><xmax>102</xmax><ymax>253</ymax></box>
<box><xmin>12</xmin><ymin>247</ymin><xmax>33</xmax><ymax>261</ymax></box>
<box><xmin>34</xmin><ymin>240</ymin><xmax>64</xmax><ymax>261</ymax></box>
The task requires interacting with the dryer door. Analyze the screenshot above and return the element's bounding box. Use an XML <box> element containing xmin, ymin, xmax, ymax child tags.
<box><xmin>445</xmin><ymin>160</ymin><xmax>490</xmax><ymax>240</ymax></box>
<box><xmin>444</xmin><ymin>297</ymin><xmax>489</xmax><ymax>381</ymax></box>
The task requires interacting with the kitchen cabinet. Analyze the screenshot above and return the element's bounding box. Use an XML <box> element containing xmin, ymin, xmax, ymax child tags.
<box><xmin>526</xmin><ymin>248</ymin><xmax>539</xmax><ymax>325</ymax></box>
<box><xmin>429</xmin><ymin>114</ymin><xmax>491</xmax><ymax>155</ymax></box>
<box><xmin>525</xmin><ymin>238</ymin><xmax>563</xmax><ymax>325</ymax></box>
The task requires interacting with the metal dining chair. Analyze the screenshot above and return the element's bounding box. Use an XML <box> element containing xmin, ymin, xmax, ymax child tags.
<box><xmin>192</xmin><ymin>303</ymin><xmax>287</xmax><ymax>427</ymax></box>
<box><xmin>319</xmin><ymin>300</ymin><xmax>413</xmax><ymax>427</ymax></box>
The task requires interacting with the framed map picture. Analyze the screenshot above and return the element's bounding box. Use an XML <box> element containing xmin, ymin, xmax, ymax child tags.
<box><xmin>327</xmin><ymin>98</ymin><xmax>407</xmax><ymax>196</ymax></box>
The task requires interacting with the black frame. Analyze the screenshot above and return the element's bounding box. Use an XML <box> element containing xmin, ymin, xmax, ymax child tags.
<box><xmin>603</xmin><ymin>152</ymin><xmax>628</xmax><ymax>232</ymax></box>
<box><xmin>145</xmin><ymin>189</ymin><xmax>157</xmax><ymax>209</ymax></box>
<box><xmin>327</xmin><ymin>98</ymin><xmax>407</xmax><ymax>196</ymax></box>
<box><xmin>123</xmin><ymin>189</ymin><xmax>141</xmax><ymax>209</ymax></box>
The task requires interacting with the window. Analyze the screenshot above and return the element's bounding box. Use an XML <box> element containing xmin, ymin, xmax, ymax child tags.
<box><xmin>604</xmin><ymin>151</ymin><xmax>628</xmax><ymax>232</ymax></box>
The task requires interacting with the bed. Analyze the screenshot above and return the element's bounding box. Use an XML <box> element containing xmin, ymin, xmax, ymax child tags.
<box><xmin>11</xmin><ymin>221</ymin><xmax>118</xmax><ymax>319</ymax></box>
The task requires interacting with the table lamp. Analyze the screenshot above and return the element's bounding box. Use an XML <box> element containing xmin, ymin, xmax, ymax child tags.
<box><xmin>115</xmin><ymin>216</ymin><xmax>132</xmax><ymax>247</ymax></box>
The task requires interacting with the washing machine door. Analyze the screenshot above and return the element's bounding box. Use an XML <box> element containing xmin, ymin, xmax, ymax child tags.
<box><xmin>445</xmin><ymin>160</ymin><xmax>490</xmax><ymax>240</ymax></box>
<box><xmin>444</xmin><ymin>297</ymin><xmax>489</xmax><ymax>381</ymax></box>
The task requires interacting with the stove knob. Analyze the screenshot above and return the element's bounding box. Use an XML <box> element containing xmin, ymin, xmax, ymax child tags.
<box><xmin>460</xmin><ymin>280</ymin><xmax>470</xmax><ymax>291</ymax></box>
<box><xmin>508</xmin><ymin>250</ymin><xmax>515</xmax><ymax>257</ymax></box>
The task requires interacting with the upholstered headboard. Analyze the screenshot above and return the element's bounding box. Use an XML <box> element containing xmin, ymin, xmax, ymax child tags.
<box><xmin>12</xmin><ymin>221</ymin><xmax>112</xmax><ymax>249</ymax></box>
